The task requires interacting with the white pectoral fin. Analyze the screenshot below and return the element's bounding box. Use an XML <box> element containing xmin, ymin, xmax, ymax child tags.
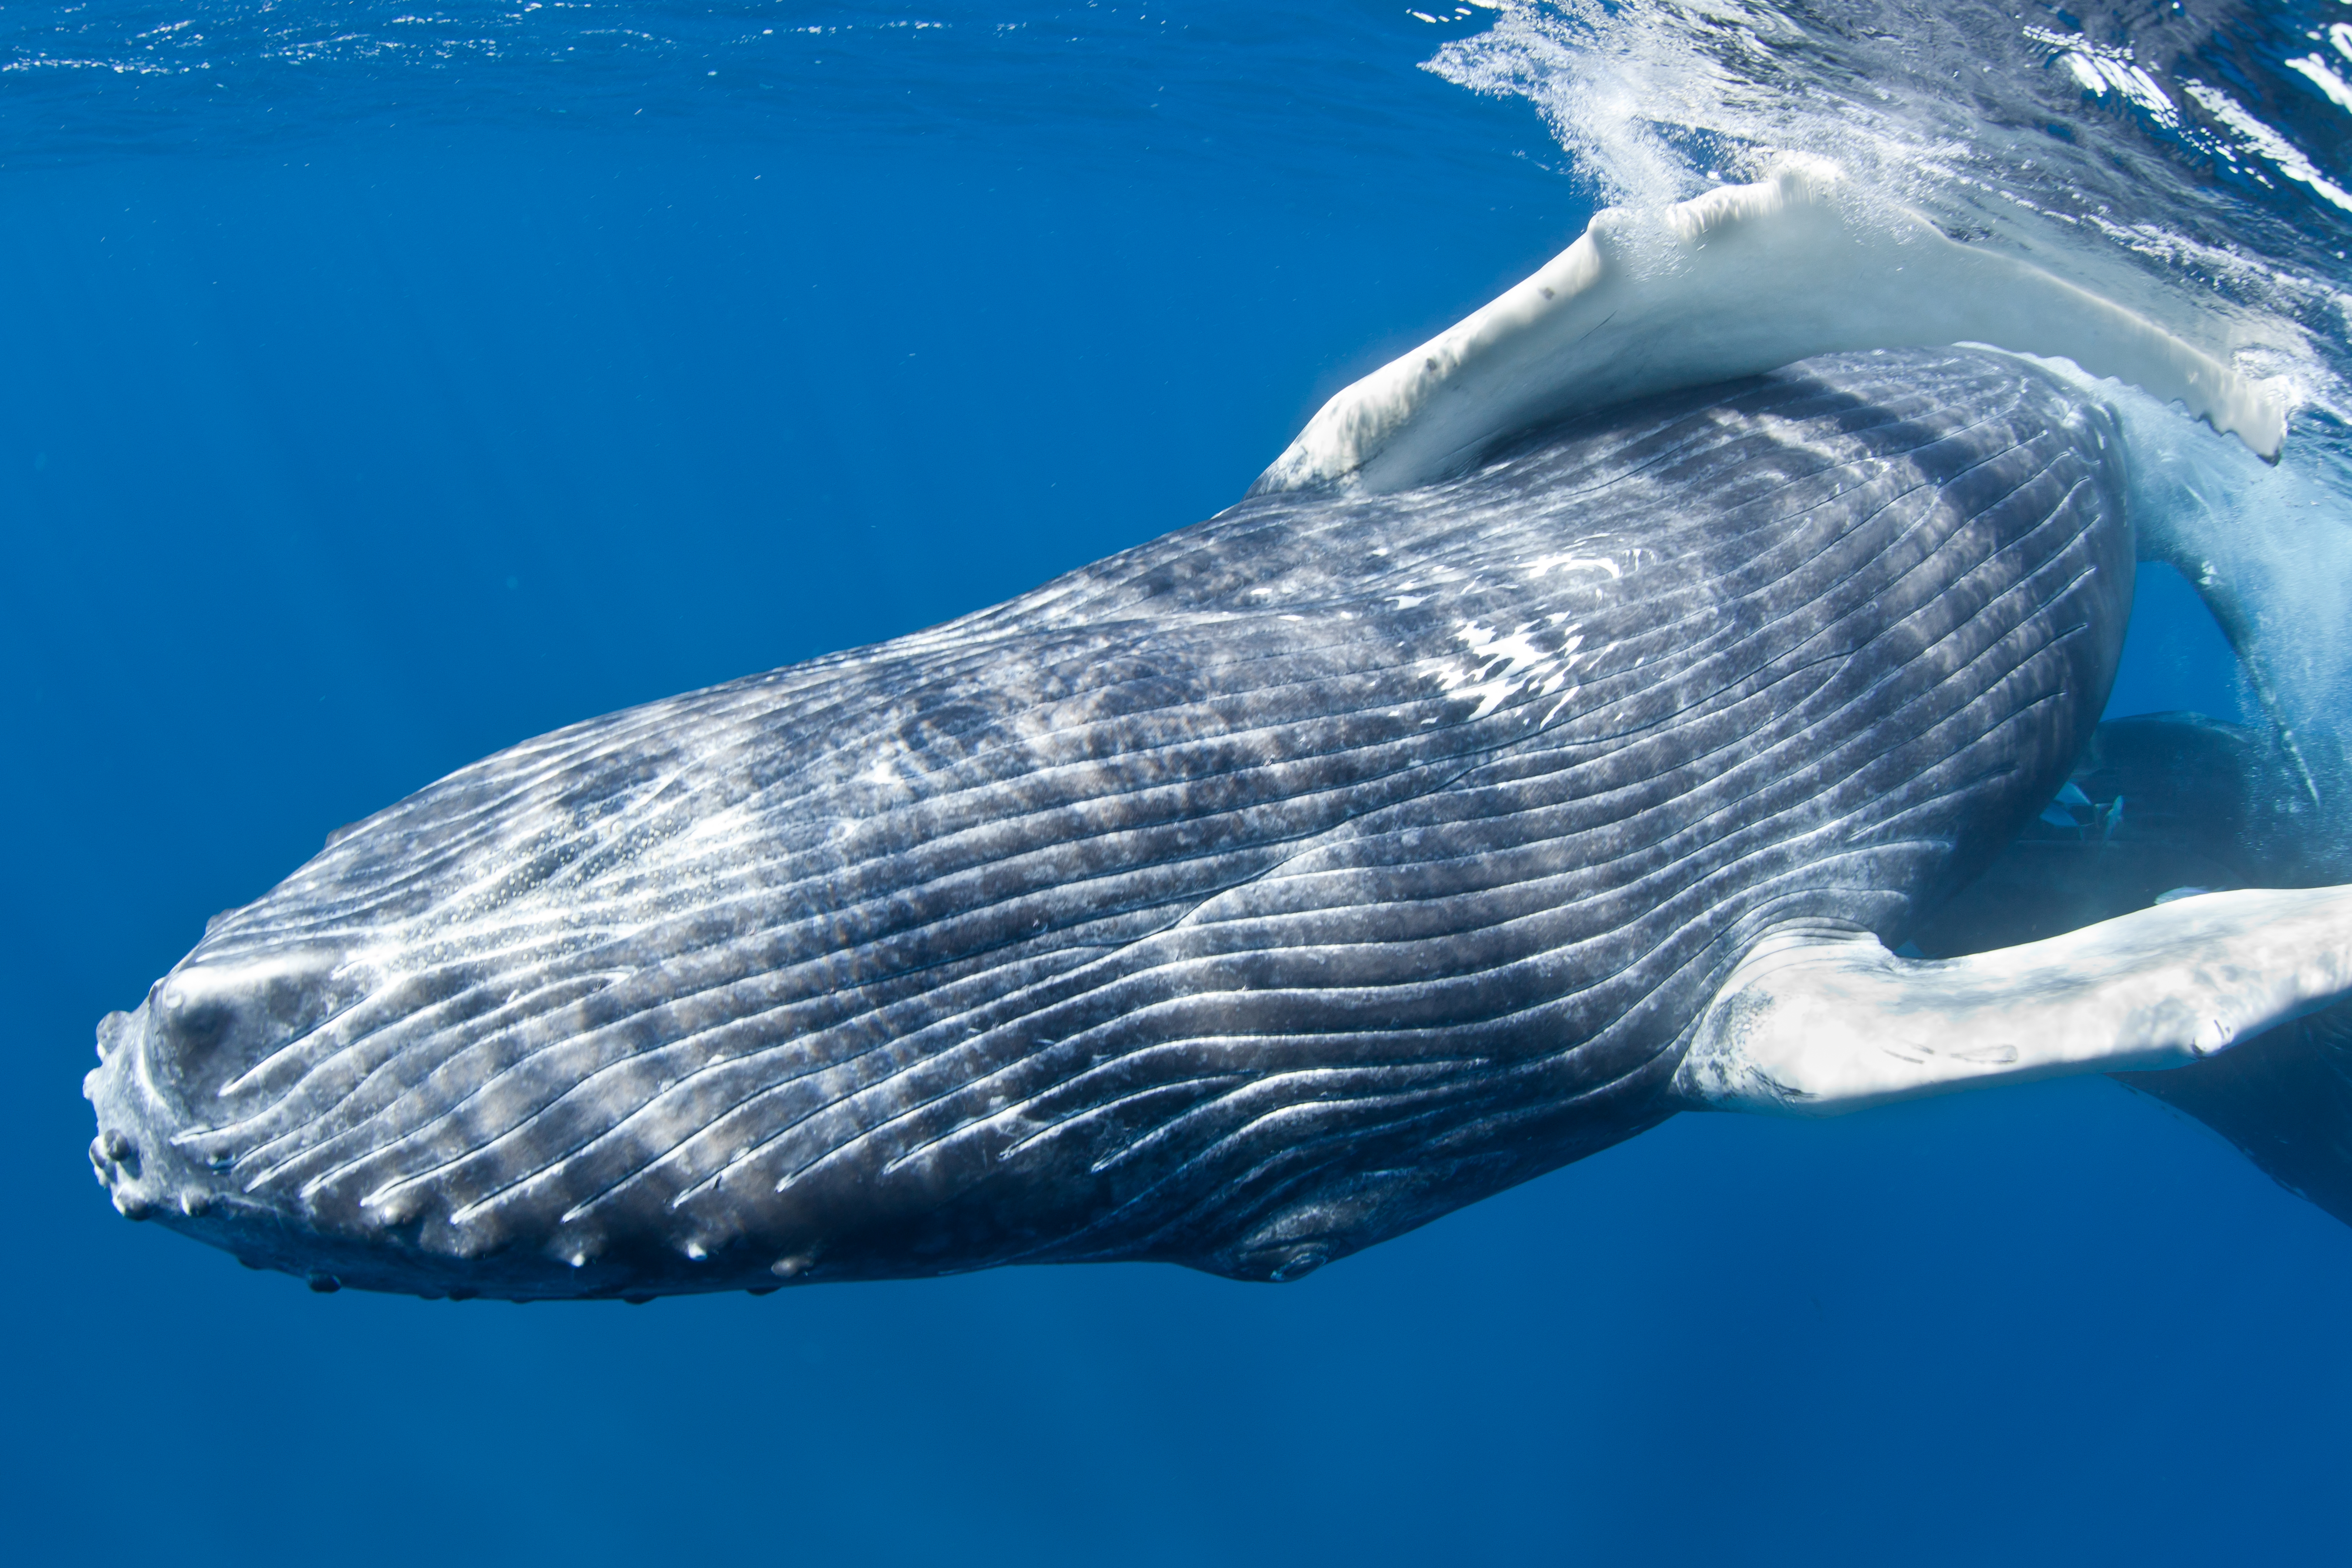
<box><xmin>1253</xmin><ymin>159</ymin><xmax>2284</xmax><ymax>497</ymax></box>
<box><xmin>1673</xmin><ymin>889</ymin><xmax>2352</xmax><ymax>1116</ymax></box>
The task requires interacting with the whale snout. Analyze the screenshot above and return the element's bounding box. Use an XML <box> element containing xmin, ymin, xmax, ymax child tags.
<box><xmin>85</xmin><ymin>945</ymin><xmax>364</xmax><ymax>1263</ymax></box>
<box><xmin>86</xmin><ymin>997</ymin><xmax>235</xmax><ymax>1230</ymax></box>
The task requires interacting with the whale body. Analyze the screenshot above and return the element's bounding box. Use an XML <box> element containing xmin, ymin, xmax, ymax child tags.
<box><xmin>83</xmin><ymin>347</ymin><xmax>2352</xmax><ymax>1300</ymax></box>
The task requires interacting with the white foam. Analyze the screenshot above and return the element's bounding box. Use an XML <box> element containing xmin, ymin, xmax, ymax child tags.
<box><xmin>1252</xmin><ymin>160</ymin><xmax>2287</xmax><ymax>497</ymax></box>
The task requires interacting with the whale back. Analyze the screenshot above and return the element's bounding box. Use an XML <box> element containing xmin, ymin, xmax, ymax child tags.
<box><xmin>89</xmin><ymin>348</ymin><xmax>2132</xmax><ymax>1297</ymax></box>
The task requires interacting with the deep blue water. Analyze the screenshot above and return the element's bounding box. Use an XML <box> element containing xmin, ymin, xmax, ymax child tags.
<box><xmin>6</xmin><ymin>4</ymin><xmax>2349</xmax><ymax>1564</ymax></box>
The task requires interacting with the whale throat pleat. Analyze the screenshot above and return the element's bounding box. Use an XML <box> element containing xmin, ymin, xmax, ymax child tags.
<box><xmin>108</xmin><ymin>349</ymin><xmax>2132</xmax><ymax>1293</ymax></box>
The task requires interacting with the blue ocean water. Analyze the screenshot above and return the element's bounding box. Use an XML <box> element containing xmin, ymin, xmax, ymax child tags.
<box><xmin>6</xmin><ymin>3</ymin><xmax>2349</xmax><ymax>1563</ymax></box>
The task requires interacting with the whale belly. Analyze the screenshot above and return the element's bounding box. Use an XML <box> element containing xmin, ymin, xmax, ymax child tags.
<box><xmin>85</xmin><ymin>347</ymin><xmax>2132</xmax><ymax>1298</ymax></box>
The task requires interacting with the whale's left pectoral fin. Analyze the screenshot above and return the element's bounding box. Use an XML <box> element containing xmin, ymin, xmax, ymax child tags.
<box><xmin>1673</xmin><ymin>889</ymin><xmax>2352</xmax><ymax>1115</ymax></box>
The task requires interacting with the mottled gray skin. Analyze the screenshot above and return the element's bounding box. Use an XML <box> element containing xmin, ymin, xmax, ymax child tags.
<box><xmin>85</xmin><ymin>348</ymin><xmax>2132</xmax><ymax>1300</ymax></box>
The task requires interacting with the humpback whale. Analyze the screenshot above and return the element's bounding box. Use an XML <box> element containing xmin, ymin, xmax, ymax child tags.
<box><xmin>82</xmin><ymin>172</ymin><xmax>2352</xmax><ymax>1300</ymax></box>
<box><xmin>81</xmin><ymin>340</ymin><xmax>2352</xmax><ymax>1301</ymax></box>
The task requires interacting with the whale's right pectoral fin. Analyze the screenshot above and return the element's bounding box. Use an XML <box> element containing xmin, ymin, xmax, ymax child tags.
<box><xmin>1673</xmin><ymin>889</ymin><xmax>2352</xmax><ymax>1116</ymax></box>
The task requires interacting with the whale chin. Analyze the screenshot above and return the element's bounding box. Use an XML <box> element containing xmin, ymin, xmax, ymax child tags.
<box><xmin>81</xmin><ymin>346</ymin><xmax>2352</xmax><ymax>1301</ymax></box>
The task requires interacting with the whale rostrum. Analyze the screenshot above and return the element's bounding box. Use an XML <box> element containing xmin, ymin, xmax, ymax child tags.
<box><xmin>84</xmin><ymin>348</ymin><xmax>2352</xmax><ymax>1300</ymax></box>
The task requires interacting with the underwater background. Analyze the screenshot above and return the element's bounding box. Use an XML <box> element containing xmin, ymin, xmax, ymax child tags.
<box><xmin>4</xmin><ymin>2</ymin><xmax>2348</xmax><ymax>1561</ymax></box>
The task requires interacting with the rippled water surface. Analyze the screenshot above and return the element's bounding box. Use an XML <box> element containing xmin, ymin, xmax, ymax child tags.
<box><xmin>6</xmin><ymin>4</ymin><xmax>2350</xmax><ymax>1564</ymax></box>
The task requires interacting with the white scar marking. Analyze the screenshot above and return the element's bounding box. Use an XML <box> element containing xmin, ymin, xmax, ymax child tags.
<box><xmin>1525</xmin><ymin>551</ymin><xmax>1624</xmax><ymax>581</ymax></box>
<box><xmin>1426</xmin><ymin>619</ymin><xmax>1590</xmax><ymax>720</ymax></box>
